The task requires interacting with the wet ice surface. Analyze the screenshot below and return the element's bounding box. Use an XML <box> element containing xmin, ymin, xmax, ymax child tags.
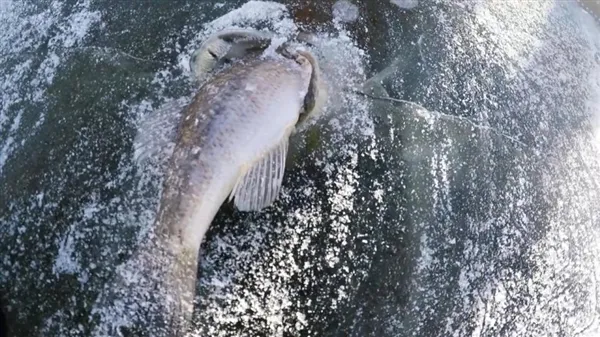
<box><xmin>1</xmin><ymin>0</ymin><xmax>600</xmax><ymax>336</ymax></box>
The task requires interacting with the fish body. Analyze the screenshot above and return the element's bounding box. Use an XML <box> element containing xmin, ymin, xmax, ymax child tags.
<box><xmin>161</xmin><ymin>54</ymin><xmax>311</xmax><ymax>249</ymax></box>
<box><xmin>154</xmin><ymin>53</ymin><xmax>313</xmax><ymax>335</ymax></box>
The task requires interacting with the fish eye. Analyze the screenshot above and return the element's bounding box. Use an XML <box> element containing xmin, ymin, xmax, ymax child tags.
<box><xmin>207</xmin><ymin>49</ymin><xmax>218</xmax><ymax>59</ymax></box>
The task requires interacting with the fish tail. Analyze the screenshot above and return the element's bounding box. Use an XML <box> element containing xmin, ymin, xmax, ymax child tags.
<box><xmin>160</xmin><ymin>239</ymin><xmax>200</xmax><ymax>336</ymax></box>
<box><xmin>90</xmin><ymin>235</ymin><xmax>199</xmax><ymax>337</ymax></box>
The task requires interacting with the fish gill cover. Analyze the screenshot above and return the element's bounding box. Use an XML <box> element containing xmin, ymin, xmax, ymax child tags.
<box><xmin>0</xmin><ymin>1</ymin><xmax>600</xmax><ymax>337</ymax></box>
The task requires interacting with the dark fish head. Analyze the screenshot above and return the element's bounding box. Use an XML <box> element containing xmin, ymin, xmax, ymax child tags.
<box><xmin>189</xmin><ymin>29</ymin><xmax>274</xmax><ymax>82</ymax></box>
<box><xmin>189</xmin><ymin>38</ymin><xmax>230</xmax><ymax>81</ymax></box>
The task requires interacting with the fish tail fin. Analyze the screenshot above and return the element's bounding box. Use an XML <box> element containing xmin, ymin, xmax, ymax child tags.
<box><xmin>159</xmin><ymin>238</ymin><xmax>200</xmax><ymax>336</ymax></box>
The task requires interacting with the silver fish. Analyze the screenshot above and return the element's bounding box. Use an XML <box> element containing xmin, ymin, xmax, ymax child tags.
<box><xmin>122</xmin><ymin>33</ymin><xmax>328</xmax><ymax>336</ymax></box>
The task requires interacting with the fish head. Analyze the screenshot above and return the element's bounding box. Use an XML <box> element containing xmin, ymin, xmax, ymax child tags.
<box><xmin>189</xmin><ymin>37</ymin><xmax>231</xmax><ymax>81</ymax></box>
<box><xmin>190</xmin><ymin>29</ymin><xmax>274</xmax><ymax>82</ymax></box>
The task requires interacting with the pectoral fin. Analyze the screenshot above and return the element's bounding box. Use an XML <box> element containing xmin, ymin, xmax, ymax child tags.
<box><xmin>228</xmin><ymin>137</ymin><xmax>290</xmax><ymax>212</ymax></box>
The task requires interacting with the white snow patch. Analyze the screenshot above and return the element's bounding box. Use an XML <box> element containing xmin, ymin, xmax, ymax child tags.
<box><xmin>53</xmin><ymin>234</ymin><xmax>79</xmax><ymax>275</ymax></box>
<box><xmin>332</xmin><ymin>0</ymin><xmax>360</xmax><ymax>23</ymax></box>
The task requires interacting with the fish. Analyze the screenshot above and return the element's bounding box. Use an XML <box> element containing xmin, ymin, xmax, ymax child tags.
<box><xmin>121</xmin><ymin>31</ymin><xmax>328</xmax><ymax>336</ymax></box>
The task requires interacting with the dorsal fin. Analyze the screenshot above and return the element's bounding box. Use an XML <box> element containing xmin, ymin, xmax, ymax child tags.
<box><xmin>133</xmin><ymin>97</ymin><xmax>190</xmax><ymax>168</ymax></box>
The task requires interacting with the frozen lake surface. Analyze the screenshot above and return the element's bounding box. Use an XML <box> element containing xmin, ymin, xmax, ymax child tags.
<box><xmin>1</xmin><ymin>0</ymin><xmax>600</xmax><ymax>336</ymax></box>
